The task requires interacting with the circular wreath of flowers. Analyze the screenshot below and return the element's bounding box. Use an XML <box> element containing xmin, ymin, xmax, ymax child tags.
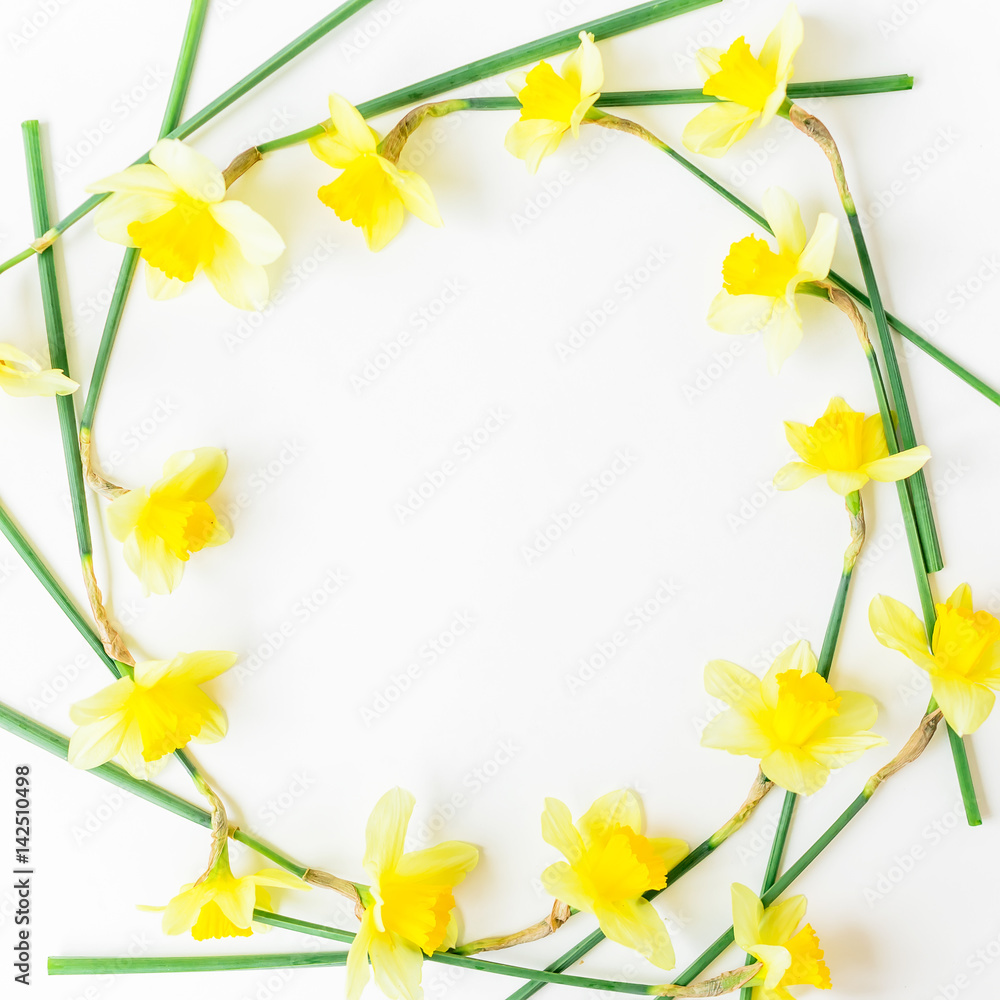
<box><xmin>2</xmin><ymin>4</ymin><xmax>998</xmax><ymax>999</ymax></box>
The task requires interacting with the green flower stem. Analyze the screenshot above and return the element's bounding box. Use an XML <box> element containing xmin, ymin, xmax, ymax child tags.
<box><xmin>0</xmin><ymin>700</ymin><xmax>309</xmax><ymax>877</ymax></box>
<box><xmin>663</xmin><ymin>707</ymin><xmax>943</xmax><ymax>998</ymax></box>
<box><xmin>501</xmin><ymin>772</ymin><xmax>772</xmax><ymax>1000</ymax></box>
<box><xmin>22</xmin><ymin>122</ymin><xmax>91</xmax><ymax>564</ymax></box>
<box><xmin>787</xmin><ymin>105</ymin><xmax>940</xmax><ymax>572</ymax></box>
<box><xmin>739</xmin><ymin>491</ymin><xmax>864</xmax><ymax>998</ymax></box>
<box><xmin>80</xmin><ymin>0</ymin><xmax>209</xmax><ymax>436</ymax></box>
<box><xmin>0</xmin><ymin>0</ymin><xmax>384</xmax><ymax>275</ymax></box>
<box><xmin>256</xmin><ymin>0</ymin><xmax>719</xmax><ymax>154</ymax></box>
<box><xmin>49</xmin><ymin>954</ymin><xmax>350</xmax><ymax>976</ymax></box>
<box><xmin>259</xmin><ymin>74</ymin><xmax>914</xmax><ymax>152</ymax></box>
<box><xmin>576</xmin><ymin>115</ymin><xmax>1000</xmax><ymax>411</ymax></box>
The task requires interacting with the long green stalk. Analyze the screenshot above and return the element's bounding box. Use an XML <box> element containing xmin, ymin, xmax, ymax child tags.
<box><xmin>22</xmin><ymin>122</ymin><xmax>91</xmax><ymax>564</ymax></box>
<box><xmin>50</xmin><ymin>954</ymin><xmax>349</xmax><ymax>975</ymax></box>
<box><xmin>258</xmin><ymin>73</ymin><xmax>913</xmax><ymax>151</ymax></box>
<box><xmin>0</xmin><ymin>701</ymin><xmax>307</xmax><ymax>876</ymax></box>
<box><xmin>80</xmin><ymin>0</ymin><xmax>209</xmax><ymax>434</ymax></box>
<box><xmin>0</xmin><ymin>0</ymin><xmax>719</xmax><ymax>277</ymax></box>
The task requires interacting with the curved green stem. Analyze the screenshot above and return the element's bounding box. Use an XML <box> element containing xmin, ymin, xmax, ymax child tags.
<box><xmin>80</xmin><ymin>0</ymin><xmax>209</xmax><ymax>435</ymax></box>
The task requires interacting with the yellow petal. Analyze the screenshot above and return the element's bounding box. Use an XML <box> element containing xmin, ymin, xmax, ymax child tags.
<box><xmin>162</xmin><ymin>883</ymin><xmax>208</xmax><ymax>935</ymax></box>
<box><xmin>731</xmin><ymin>883</ymin><xmax>765</xmax><ymax>951</ymax></box>
<box><xmin>761</xmin><ymin>747</ymin><xmax>829</xmax><ymax>795</ymax></box>
<box><xmin>824</xmin><ymin>470</ymin><xmax>870</xmax><ymax>496</ymax></box>
<box><xmin>869</xmin><ymin>595</ymin><xmax>934</xmax><ymax>671</ymax></box>
<box><xmin>704</xmin><ymin>659</ymin><xmax>764</xmax><ymax>711</ymax></box>
<box><xmin>945</xmin><ymin>583</ymin><xmax>974</xmax><ymax>611</ymax></box>
<box><xmin>863</xmin><ymin>445</ymin><xmax>931</xmax><ymax>483</ymax></box>
<box><xmin>327</xmin><ymin>93</ymin><xmax>379</xmax><ymax>158</ymax></box>
<box><xmin>706</xmin><ymin>289</ymin><xmax>775</xmax><ymax>336</ymax></box>
<box><xmin>578</xmin><ymin>789</ymin><xmax>642</xmax><ymax>845</ymax></box>
<box><xmin>388</xmin><ymin>165</ymin><xmax>442</xmax><ymax>229</ymax></box>
<box><xmin>209</xmin><ymin>200</ymin><xmax>285</xmax><ymax>265</ymax></box>
<box><xmin>69</xmin><ymin>677</ymin><xmax>134</xmax><ymax>724</ymax></box>
<box><xmin>762</xmin><ymin>188</ymin><xmax>806</xmax><ymax>257</ymax></box>
<box><xmin>504</xmin><ymin>118</ymin><xmax>568</xmax><ymax>173</ymax></box>
<box><xmin>762</xmin><ymin>641</ymin><xmax>816</xmax><ymax>704</ymax></box>
<box><xmin>797</xmin><ymin>213</ymin><xmax>838</xmax><ymax>281</ymax></box>
<box><xmin>931</xmin><ymin>675</ymin><xmax>995</xmax><ymax>736</ymax></box>
<box><xmin>682</xmin><ymin>102</ymin><xmax>759</xmax><ymax>157</ymax></box>
<box><xmin>540</xmin><ymin>861</ymin><xmax>592</xmax><ymax>913</ymax></box>
<box><xmin>364</xmin><ymin>787</ymin><xmax>414</xmax><ymax>878</ymax></box>
<box><xmin>758</xmin><ymin>4</ymin><xmax>804</xmax><ymax>87</ymax></box>
<box><xmin>203</xmin><ymin>231</ymin><xmax>270</xmax><ymax>310</ymax></box>
<box><xmin>149</xmin><ymin>139</ymin><xmax>225</xmax><ymax>203</ymax></box>
<box><xmin>561</xmin><ymin>31</ymin><xmax>603</xmax><ymax>98</ymax></box>
<box><xmin>774</xmin><ymin>461</ymin><xmax>821</xmax><ymax>490</ymax></box>
<box><xmin>167</xmin><ymin>650</ymin><xmax>239</xmax><ymax>685</ymax></box>
<box><xmin>701</xmin><ymin>708</ymin><xmax>772</xmax><ymax>757</ymax></box>
<box><xmin>594</xmin><ymin>897</ymin><xmax>675</xmax><ymax>970</ymax></box>
<box><xmin>67</xmin><ymin>712</ymin><xmax>128</xmax><ymax>770</ymax></box>
<box><xmin>762</xmin><ymin>298</ymin><xmax>803</xmax><ymax>374</ymax></box>
<box><xmin>155</xmin><ymin>448</ymin><xmax>228</xmax><ymax>501</ymax></box>
<box><xmin>541</xmin><ymin>797</ymin><xmax>585</xmax><ymax>863</ymax></box>
<box><xmin>144</xmin><ymin>263</ymin><xmax>187</xmax><ymax>300</ymax></box>
<box><xmin>367</xmin><ymin>926</ymin><xmax>425</xmax><ymax>1000</ymax></box>
<box><xmin>122</xmin><ymin>529</ymin><xmax>186</xmax><ymax>595</ymax></box>
<box><xmin>346</xmin><ymin>909</ymin><xmax>376</xmax><ymax>1000</ymax></box>
<box><xmin>394</xmin><ymin>842</ymin><xmax>479</xmax><ymax>884</ymax></box>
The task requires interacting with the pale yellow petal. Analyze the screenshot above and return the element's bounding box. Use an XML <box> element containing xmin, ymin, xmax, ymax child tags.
<box><xmin>162</xmin><ymin>884</ymin><xmax>208</xmax><ymax>935</ymax></box>
<box><xmin>149</xmin><ymin>139</ymin><xmax>225</xmax><ymax>203</ymax></box>
<box><xmin>809</xmin><ymin>690</ymin><xmax>878</xmax><ymax>738</ymax></box>
<box><xmin>701</xmin><ymin>708</ymin><xmax>772</xmax><ymax>757</ymax></box>
<box><xmin>863</xmin><ymin>446</ymin><xmax>931</xmax><ymax>483</ymax></box>
<box><xmin>931</xmin><ymin>675</ymin><xmax>995</xmax><ymax>736</ymax></box>
<box><xmin>540</xmin><ymin>797</ymin><xmax>585</xmax><ymax>863</ymax></box>
<box><xmin>807</xmin><ymin>731</ymin><xmax>887</xmax><ymax>768</ymax></box>
<box><xmin>123</xmin><ymin>529</ymin><xmax>185</xmax><ymax>596</ymax></box>
<box><xmin>365</xmin><ymin>196</ymin><xmax>406</xmax><ymax>253</ymax></box>
<box><xmin>578</xmin><ymin>789</ymin><xmax>642</xmax><ymax>844</ymax></box>
<box><xmin>368</xmin><ymin>927</ymin><xmax>425</xmax><ymax>1000</ymax></box>
<box><xmin>707</xmin><ymin>289</ymin><xmax>775</xmax><ymax>336</ymax></box>
<box><xmin>388</xmin><ymin>166</ymin><xmax>442</xmax><ymax>228</ymax></box>
<box><xmin>68</xmin><ymin>677</ymin><xmax>133</xmax><ymax>724</ymax></box>
<box><xmin>209</xmin><ymin>200</ymin><xmax>285</xmax><ymax>265</ymax></box>
<box><xmin>825</xmin><ymin>470</ymin><xmax>870</xmax><ymax>496</ymax></box>
<box><xmin>155</xmin><ymin>447</ymin><xmax>228</xmax><ymax>501</ymax></box>
<box><xmin>759</xmin><ymin>4</ymin><xmax>804</xmax><ymax>84</ymax></box>
<box><xmin>327</xmin><ymin>93</ymin><xmax>379</xmax><ymax>157</ymax></box>
<box><xmin>731</xmin><ymin>883</ymin><xmax>765</xmax><ymax>950</ymax></box>
<box><xmin>540</xmin><ymin>861</ymin><xmax>592</xmax><ymax>913</ymax></box>
<box><xmin>144</xmin><ymin>263</ymin><xmax>187</xmax><ymax>300</ymax></box>
<box><xmin>762</xmin><ymin>187</ymin><xmax>806</xmax><ymax>257</ymax></box>
<box><xmin>762</xmin><ymin>298</ymin><xmax>803</xmax><ymax>374</ymax></box>
<box><xmin>760</xmin><ymin>747</ymin><xmax>829</xmax><ymax>795</ymax></box>
<box><xmin>168</xmin><ymin>650</ymin><xmax>239</xmax><ymax>685</ymax></box>
<box><xmin>594</xmin><ymin>898</ymin><xmax>675</xmax><ymax>970</ymax></box>
<box><xmin>561</xmin><ymin>31</ymin><xmax>603</xmax><ymax>98</ymax></box>
<box><xmin>364</xmin><ymin>787</ymin><xmax>414</xmax><ymax>877</ymax></box>
<box><xmin>647</xmin><ymin>837</ymin><xmax>690</xmax><ymax>874</ymax></box>
<box><xmin>67</xmin><ymin>713</ymin><xmax>128</xmax><ymax>770</ymax></box>
<box><xmin>505</xmin><ymin>119</ymin><xmax>568</xmax><ymax>173</ymax></box>
<box><xmin>212</xmin><ymin>878</ymin><xmax>256</xmax><ymax>929</ymax></box>
<box><xmin>346</xmin><ymin>910</ymin><xmax>376</xmax><ymax>1000</ymax></box>
<box><xmin>394</xmin><ymin>842</ymin><xmax>479</xmax><ymax>884</ymax></box>
<box><xmin>704</xmin><ymin>659</ymin><xmax>764</xmax><ymax>711</ymax></box>
<box><xmin>682</xmin><ymin>103</ymin><xmax>758</xmax><ymax>157</ymax></box>
<box><xmin>203</xmin><ymin>232</ymin><xmax>269</xmax><ymax>310</ymax></box>
<box><xmin>774</xmin><ymin>461</ymin><xmax>821</xmax><ymax>490</ymax></box>
<box><xmin>695</xmin><ymin>47</ymin><xmax>724</xmax><ymax>80</ymax></box>
<box><xmin>869</xmin><ymin>595</ymin><xmax>934</xmax><ymax>671</ymax></box>
<box><xmin>945</xmin><ymin>583</ymin><xmax>974</xmax><ymax>611</ymax></box>
<box><xmin>797</xmin><ymin>213</ymin><xmax>838</xmax><ymax>281</ymax></box>
<box><xmin>0</xmin><ymin>366</ymin><xmax>78</xmax><ymax>397</ymax></box>
<box><xmin>758</xmin><ymin>894</ymin><xmax>806</xmax><ymax>946</ymax></box>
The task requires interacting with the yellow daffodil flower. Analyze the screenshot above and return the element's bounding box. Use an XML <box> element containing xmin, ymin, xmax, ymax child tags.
<box><xmin>347</xmin><ymin>787</ymin><xmax>478</xmax><ymax>1000</ymax></box>
<box><xmin>153</xmin><ymin>843</ymin><xmax>308</xmax><ymax>940</ymax></box>
<box><xmin>88</xmin><ymin>138</ymin><xmax>285</xmax><ymax>309</ymax></box>
<box><xmin>701</xmin><ymin>641</ymin><xmax>886</xmax><ymax>795</ymax></box>
<box><xmin>505</xmin><ymin>31</ymin><xmax>603</xmax><ymax>172</ymax></box>
<box><xmin>732</xmin><ymin>883</ymin><xmax>831</xmax><ymax>1000</ymax></box>
<box><xmin>68</xmin><ymin>650</ymin><xmax>236</xmax><ymax>778</ymax></box>
<box><xmin>0</xmin><ymin>342</ymin><xmax>78</xmax><ymax>397</ymax></box>
<box><xmin>870</xmin><ymin>584</ymin><xmax>1000</xmax><ymax>735</ymax></box>
<box><xmin>683</xmin><ymin>5</ymin><xmax>803</xmax><ymax>157</ymax></box>
<box><xmin>309</xmin><ymin>94</ymin><xmax>442</xmax><ymax>252</ymax></box>
<box><xmin>707</xmin><ymin>187</ymin><xmax>837</xmax><ymax>374</ymax></box>
<box><xmin>540</xmin><ymin>789</ymin><xmax>688</xmax><ymax>969</ymax></box>
<box><xmin>106</xmin><ymin>447</ymin><xmax>230</xmax><ymax>596</ymax></box>
<box><xmin>774</xmin><ymin>397</ymin><xmax>931</xmax><ymax>496</ymax></box>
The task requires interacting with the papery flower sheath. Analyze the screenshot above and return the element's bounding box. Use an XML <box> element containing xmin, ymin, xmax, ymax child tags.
<box><xmin>540</xmin><ymin>789</ymin><xmax>688</xmax><ymax>969</ymax></box>
<box><xmin>708</xmin><ymin>187</ymin><xmax>837</xmax><ymax>373</ymax></box>
<box><xmin>870</xmin><ymin>584</ymin><xmax>1000</xmax><ymax>735</ymax></box>
<box><xmin>701</xmin><ymin>641</ymin><xmax>886</xmax><ymax>795</ymax></box>
<box><xmin>106</xmin><ymin>447</ymin><xmax>230</xmax><ymax>596</ymax></box>
<box><xmin>775</xmin><ymin>397</ymin><xmax>931</xmax><ymax>496</ymax></box>
<box><xmin>683</xmin><ymin>5</ymin><xmax>803</xmax><ymax>157</ymax></box>
<box><xmin>155</xmin><ymin>843</ymin><xmax>308</xmax><ymax>940</ymax></box>
<box><xmin>732</xmin><ymin>883</ymin><xmax>832</xmax><ymax>1000</ymax></box>
<box><xmin>347</xmin><ymin>787</ymin><xmax>478</xmax><ymax>1000</ymax></box>
<box><xmin>88</xmin><ymin>138</ymin><xmax>284</xmax><ymax>309</ymax></box>
<box><xmin>309</xmin><ymin>94</ymin><xmax>442</xmax><ymax>251</ymax></box>
<box><xmin>68</xmin><ymin>650</ymin><xmax>236</xmax><ymax>778</ymax></box>
<box><xmin>0</xmin><ymin>342</ymin><xmax>78</xmax><ymax>397</ymax></box>
<box><xmin>505</xmin><ymin>30</ymin><xmax>603</xmax><ymax>172</ymax></box>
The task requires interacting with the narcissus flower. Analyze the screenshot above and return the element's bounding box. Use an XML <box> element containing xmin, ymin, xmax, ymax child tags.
<box><xmin>506</xmin><ymin>31</ymin><xmax>603</xmax><ymax>172</ymax></box>
<box><xmin>707</xmin><ymin>187</ymin><xmax>837</xmax><ymax>373</ymax></box>
<box><xmin>309</xmin><ymin>94</ymin><xmax>442</xmax><ymax>251</ymax></box>
<box><xmin>870</xmin><ymin>584</ymin><xmax>1000</xmax><ymax>735</ymax></box>
<box><xmin>774</xmin><ymin>397</ymin><xmax>931</xmax><ymax>496</ymax></box>
<box><xmin>156</xmin><ymin>843</ymin><xmax>308</xmax><ymax>940</ymax></box>
<box><xmin>88</xmin><ymin>138</ymin><xmax>284</xmax><ymax>309</ymax></box>
<box><xmin>683</xmin><ymin>5</ymin><xmax>803</xmax><ymax>157</ymax></box>
<box><xmin>106</xmin><ymin>447</ymin><xmax>230</xmax><ymax>595</ymax></box>
<box><xmin>701</xmin><ymin>641</ymin><xmax>886</xmax><ymax>795</ymax></box>
<box><xmin>347</xmin><ymin>787</ymin><xmax>478</xmax><ymax>1000</ymax></box>
<box><xmin>0</xmin><ymin>342</ymin><xmax>78</xmax><ymax>397</ymax></box>
<box><xmin>68</xmin><ymin>650</ymin><xmax>236</xmax><ymax>778</ymax></box>
<box><xmin>540</xmin><ymin>789</ymin><xmax>688</xmax><ymax>969</ymax></box>
<box><xmin>732</xmin><ymin>883</ymin><xmax>832</xmax><ymax>1000</ymax></box>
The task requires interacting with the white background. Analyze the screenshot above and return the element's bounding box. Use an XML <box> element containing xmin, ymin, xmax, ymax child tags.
<box><xmin>1</xmin><ymin>0</ymin><xmax>999</xmax><ymax>998</ymax></box>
